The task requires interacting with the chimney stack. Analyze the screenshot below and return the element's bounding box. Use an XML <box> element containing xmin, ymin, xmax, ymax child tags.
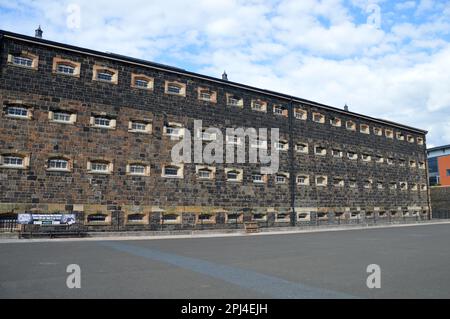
<box><xmin>344</xmin><ymin>104</ymin><xmax>349</xmax><ymax>111</ymax></box>
<box><xmin>35</xmin><ymin>25</ymin><xmax>43</xmax><ymax>39</ymax></box>
<box><xmin>222</xmin><ymin>71</ymin><xmax>228</xmax><ymax>81</ymax></box>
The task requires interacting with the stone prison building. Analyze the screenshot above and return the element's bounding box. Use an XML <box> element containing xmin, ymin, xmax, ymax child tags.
<box><xmin>0</xmin><ymin>30</ymin><xmax>431</xmax><ymax>231</ymax></box>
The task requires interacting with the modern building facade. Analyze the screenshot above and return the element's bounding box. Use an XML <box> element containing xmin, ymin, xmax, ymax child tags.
<box><xmin>0</xmin><ymin>30</ymin><xmax>431</xmax><ymax>231</ymax></box>
<box><xmin>427</xmin><ymin>145</ymin><xmax>450</xmax><ymax>186</ymax></box>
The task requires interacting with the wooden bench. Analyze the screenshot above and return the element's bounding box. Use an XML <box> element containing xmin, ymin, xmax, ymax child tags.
<box><xmin>244</xmin><ymin>221</ymin><xmax>259</xmax><ymax>233</ymax></box>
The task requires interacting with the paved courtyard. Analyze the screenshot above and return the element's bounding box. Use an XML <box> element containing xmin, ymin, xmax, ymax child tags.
<box><xmin>1</xmin><ymin>223</ymin><xmax>449</xmax><ymax>298</ymax></box>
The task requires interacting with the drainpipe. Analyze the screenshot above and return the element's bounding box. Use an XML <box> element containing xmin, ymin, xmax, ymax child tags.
<box><xmin>288</xmin><ymin>99</ymin><xmax>296</xmax><ymax>226</ymax></box>
<box><xmin>424</xmin><ymin>145</ymin><xmax>432</xmax><ymax>220</ymax></box>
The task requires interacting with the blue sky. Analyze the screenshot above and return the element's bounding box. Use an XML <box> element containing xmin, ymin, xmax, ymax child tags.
<box><xmin>1</xmin><ymin>0</ymin><xmax>449</xmax><ymax>147</ymax></box>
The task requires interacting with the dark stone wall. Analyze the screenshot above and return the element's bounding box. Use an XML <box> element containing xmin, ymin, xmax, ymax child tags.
<box><xmin>0</xmin><ymin>36</ymin><xmax>430</xmax><ymax>229</ymax></box>
<box><xmin>430</xmin><ymin>186</ymin><xmax>450</xmax><ymax>218</ymax></box>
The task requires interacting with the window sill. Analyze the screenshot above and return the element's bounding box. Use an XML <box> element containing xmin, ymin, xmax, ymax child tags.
<box><xmin>88</xmin><ymin>171</ymin><xmax>112</xmax><ymax>175</ymax></box>
<box><xmin>160</xmin><ymin>221</ymin><xmax>181</xmax><ymax>225</ymax></box>
<box><xmin>5</xmin><ymin>115</ymin><xmax>31</xmax><ymax>120</ymax></box>
<box><xmin>8</xmin><ymin>63</ymin><xmax>38</xmax><ymax>71</ymax></box>
<box><xmin>126</xmin><ymin>221</ymin><xmax>148</xmax><ymax>225</ymax></box>
<box><xmin>275</xmin><ymin>219</ymin><xmax>290</xmax><ymax>223</ymax></box>
<box><xmin>93</xmin><ymin>79</ymin><xmax>117</xmax><ymax>85</ymax></box>
<box><xmin>126</xmin><ymin>173</ymin><xmax>149</xmax><ymax>177</ymax></box>
<box><xmin>46</xmin><ymin>168</ymin><xmax>71</xmax><ymax>173</ymax></box>
<box><xmin>162</xmin><ymin>175</ymin><xmax>183</xmax><ymax>179</ymax></box>
<box><xmin>53</xmin><ymin>71</ymin><xmax>80</xmax><ymax>78</ymax></box>
<box><xmin>128</xmin><ymin>129</ymin><xmax>151</xmax><ymax>134</ymax></box>
<box><xmin>131</xmin><ymin>86</ymin><xmax>153</xmax><ymax>91</ymax></box>
<box><xmin>90</xmin><ymin>125</ymin><xmax>116</xmax><ymax>130</ymax></box>
<box><xmin>50</xmin><ymin>120</ymin><xmax>75</xmax><ymax>125</ymax></box>
<box><xmin>196</xmin><ymin>220</ymin><xmax>216</xmax><ymax>224</ymax></box>
<box><xmin>165</xmin><ymin>91</ymin><xmax>185</xmax><ymax>97</ymax></box>
<box><xmin>85</xmin><ymin>221</ymin><xmax>110</xmax><ymax>226</ymax></box>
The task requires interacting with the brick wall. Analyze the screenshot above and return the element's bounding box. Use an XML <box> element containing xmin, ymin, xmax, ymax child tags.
<box><xmin>0</xmin><ymin>33</ymin><xmax>431</xmax><ymax>230</ymax></box>
<box><xmin>430</xmin><ymin>186</ymin><xmax>450</xmax><ymax>218</ymax></box>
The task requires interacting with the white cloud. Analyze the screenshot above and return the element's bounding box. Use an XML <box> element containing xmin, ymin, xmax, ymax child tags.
<box><xmin>395</xmin><ymin>1</ymin><xmax>417</xmax><ymax>11</ymax></box>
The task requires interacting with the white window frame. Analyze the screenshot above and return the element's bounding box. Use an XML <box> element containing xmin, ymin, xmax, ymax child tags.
<box><xmin>47</xmin><ymin>158</ymin><xmax>70</xmax><ymax>171</ymax></box>
<box><xmin>315</xmin><ymin>175</ymin><xmax>328</xmax><ymax>187</ymax></box>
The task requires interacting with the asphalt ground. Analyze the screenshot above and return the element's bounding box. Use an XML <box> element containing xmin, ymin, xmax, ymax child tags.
<box><xmin>0</xmin><ymin>223</ymin><xmax>449</xmax><ymax>298</ymax></box>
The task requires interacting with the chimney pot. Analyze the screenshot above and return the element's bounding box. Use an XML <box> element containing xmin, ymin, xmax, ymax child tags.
<box><xmin>222</xmin><ymin>71</ymin><xmax>228</xmax><ymax>81</ymax></box>
<box><xmin>35</xmin><ymin>25</ymin><xmax>43</xmax><ymax>39</ymax></box>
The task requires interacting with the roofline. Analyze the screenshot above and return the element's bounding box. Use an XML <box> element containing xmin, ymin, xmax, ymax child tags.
<box><xmin>427</xmin><ymin>144</ymin><xmax>450</xmax><ymax>152</ymax></box>
<box><xmin>0</xmin><ymin>29</ymin><xmax>428</xmax><ymax>134</ymax></box>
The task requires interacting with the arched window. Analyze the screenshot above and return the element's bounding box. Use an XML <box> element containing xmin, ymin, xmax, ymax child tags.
<box><xmin>165</xmin><ymin>81</ymin><xmax>186</xmax><ymax>96</ymax></box>
<box><xmin>162</xmin><ymin>164</ymin><xmax>183</xmax><ymax>178</ymax></box>
<box><xmin>57</xmin><ymin>63</ymin><xmax>75</xmax><ymax>75</ymax></box>
<box><xmin>93</xmin><ymin>65</ymin><xmax>118</xmax><ymax>84</ymax></box>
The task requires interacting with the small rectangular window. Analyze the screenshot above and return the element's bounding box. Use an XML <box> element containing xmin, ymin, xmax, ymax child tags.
<box><xmin>314</xmin><ymin>146</ymin><xmax>326</xmax><ymax>156</ymax></box>
<box><xmin>164</xmin><ymin>166</ymin><xmax>180</xmax><ymax>177</ymax></box>
<box><xmin>294</xmin><ymin>108</ymin><xmax>307</xmax><ymax>120</ymax></box>
<box><xmin>3</xmin><ymin>156</ymin><xmax>24</xmax><ymax>167</ymax></box>
<box><xmin>275</xmin><ymin>141</ymin><xmax>288</xmax><ymax>151</ymax></box>
<box><xmin>53</xmin><ymin>112</ymin><xmax>71</xmax><ymax>122</ymax></box>
<box><xmin>48</xmin><ymin>158</ymin><xmax>69</xmax><ymax>170</ymax></box>
<box><xmin>251</xmin><ymin>100</ymin><xmax>267</xmax><ymax>112</ymax></box>
<box><xmin>131</xmin><ymin>122</ymin><xmax>147</xmax><ymax>131</ymax></box>
<box><xmin>198</xmin><ymin>170</ymin><xmax>211</xmax><ymax>179</ymax></box>
<box><xmin>312</xmin><ymin>113</ymin><xmax>325</xmax><ymax>123</ymax></box>
<box><xmin>385</xmin><ymin>129</ymin><xmax>394</xmax><ymax>138</ymax></box>
<box><xmin>276</xmin><ymin>174</ymin><xmax>288</xmax><ymax>184</ymax></box>
<box><xmin>315</xmin><ymin>176</ymin><xmax>328</xmax><ymax>186</ymax></box>
<box><xmin>331</xmin><ymin>117</ymin><xmax>341</xmax><ymax>127</ymax></box>
<box><xmin>94</xmin><ymin>117</ymin><xmax>111</xmax><ymax>127</ymax></box>
<box><xmin>91</xmin><ymin>162</ymin><xmax>109</xmax><ymax>172</ymax></box>
<box><xmin>346</xmin><ymin>121</ymin><xmax>356</xmax><ymax>131</ymax></box>
<box><xmin>333</xmin><ymin>178</ymin><xmax>344</xmax><ymax>187</ymax></box>
<box><xmin>332</xmin><ymin>149</ymin><xmax>342</xmax><ymax>158</ymax></box>
<box><xmin>347</xmin><ymin>152</ymin><xmax>358</xmax><ymax>160</ymax></box>
<box><xmin>373</xmin><ymin>127</ymin><xmax>382</xmax><ymax>136</ymax></box>
<box><xmin>129</xmin><ymin>164</ymin><xmax>146</xmax><ymax>175</ymax></box>
<box><xmin>252</xmin><ymin>174</ymin><xmax>262</xmax><ymax>183</ymax></box>
<box><xmin>168</xmin><ymin>84</ymin><xmax>181</xmax><ymax>94</ymax></box>
<box><xmin>226</xmin><ymin>94</ymin><xmax>243</xmax><ymax>107</ymax></box>
<box><xmin>417</xmin><ymin>137</ymin><xmax>424</xmax><ymax>145</ymax></box>
<box><xmin>297</xmin><ymin>175</ymin><xmax>309</xmax><ymax>185</ymax></box>
<box><xmin>296</xmin><ymin>143</ymin><xmax>308</xmax><ymax>154</ymax></box>
<box><xmin>57</xmin><ymin>64</ymin><xmax>75</xmax><ymax>75</ymax></box>
<box><xmin>13</xmin><ymin>56</ymin><xmax>32</xmax><ymax>67</ymax></box>
<box><xmin>97</xmin><ymin>71</ymin><xmax>113</xmax><ymax>82</ymax></box>
<box><xmin>6</xmin><ymin>106</ymin><xmax>28</xmax><ymax>118</ymax></box>
<box><xmin>360</xmin><ymin>124</ymin><xmax>370</xmax><ymax>134</ymax></box>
